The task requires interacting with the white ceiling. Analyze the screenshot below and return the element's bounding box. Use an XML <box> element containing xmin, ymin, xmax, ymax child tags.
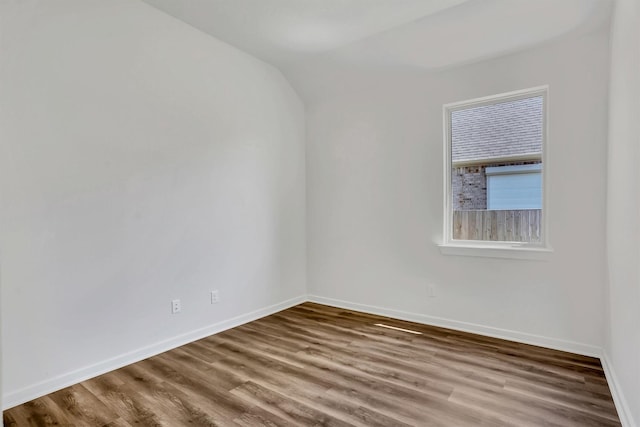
<box><xmin>143</xmin><ymin>0</ymin><xmax>469</xmax><ymax>61</ymax></box>
<box><xmin>143</xmin><ymin>0</ymin><xmax>612</xmax><ymax>71</ymax></box>
<box><xmin>331</xmin><ymin>0</ymin><xmax>611</xmax><ymax>70</ymax></box>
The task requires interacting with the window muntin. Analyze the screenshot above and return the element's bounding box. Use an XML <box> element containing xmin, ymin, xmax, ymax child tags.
<box><xmin>443</xmin><ymin>87</ymin><xmax>548</xmax><ymax>247</ymax></box>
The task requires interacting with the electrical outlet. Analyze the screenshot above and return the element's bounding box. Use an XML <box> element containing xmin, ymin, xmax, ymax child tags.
<box><xmin>211</xmin><ymin>290</ymin><xmax>220</xmax><ymax>304</ymax></box>
<box><xmin>427</xmin><ymin>285</ymin><xmax>436</xmax><ymax>298</ymax></box>
<box><xmin>171</xmin><ymin>299</ymin><xmax>181</xmax><ymax>314</ymax></box>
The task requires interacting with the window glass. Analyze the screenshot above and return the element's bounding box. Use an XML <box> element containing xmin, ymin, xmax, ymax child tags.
<box><xmin>446</xmin><ymin>90</ymin><xmax>546</xmax><ymax>244</ymax></box>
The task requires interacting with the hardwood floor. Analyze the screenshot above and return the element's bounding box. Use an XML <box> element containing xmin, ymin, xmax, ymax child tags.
<box><xmin>3</xmin><ymin>303</ymin><xmax>621</xmax><ymax>426</ymax></box>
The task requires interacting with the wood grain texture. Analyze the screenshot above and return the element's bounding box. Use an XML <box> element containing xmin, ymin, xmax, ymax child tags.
<box><xmin>452</xmin><ymin>209</ymin><xmax>542</xmax><ymax>242</ymax></box>
<box><xmin>3</xmin><ymin>302</ymin><xmax>621</xmax><ymax>426</ymax></box>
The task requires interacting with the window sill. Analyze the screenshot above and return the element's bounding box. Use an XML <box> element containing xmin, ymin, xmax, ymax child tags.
<box><xmin>438</xmin><ymin>242</ymin><xmax>553</xmax><ymax>261</ymax></box>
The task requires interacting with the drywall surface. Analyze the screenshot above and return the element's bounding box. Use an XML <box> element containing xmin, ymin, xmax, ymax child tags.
<box><xmin>0</xmin><ymin>264</ymin><xmax>2</xmax><ymax>413</ymax></box>
<box><xmin>605</xmin><ymin>0</ymin><xmax>640</xmax><ymax>424</ymax></box>
<box><xmin>303</xmin><ymin>28</ymin><xmax>610</xmax><ymax>354</ymax></box>
<box><xmin>0</xmin><ymin>0</ymin><xmax>305</xmax><ymax>407</ymax></box>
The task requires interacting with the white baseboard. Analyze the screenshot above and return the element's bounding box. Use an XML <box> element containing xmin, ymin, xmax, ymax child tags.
<box><xmin>307</xmin><ymin>295</ymin><xmax>603</xmax><ymax>358</ymax></box>
<box><xmin>601</xmin><ymin>353</ymin><xmax>637</xmax><ymax>427</ymax></box>
<box><xmin>3</xmin><ymin>294</ymin><xmax>306</xmax><ymax>410</ymax></box>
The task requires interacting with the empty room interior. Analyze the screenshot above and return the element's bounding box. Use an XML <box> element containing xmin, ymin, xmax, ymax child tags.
<box><xmin>1</xmin><ymin>0</ymin><xmax>639</xmax><ymax>426</ymax></box>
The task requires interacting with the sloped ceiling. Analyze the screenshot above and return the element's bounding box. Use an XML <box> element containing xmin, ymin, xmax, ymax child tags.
<box><xmin>143</xmin><ymin>0</ymin><xmax>611</xmax><ymax>72</ymax></box>
<box><xmin>142</xmin><ymin>0</ymin><xmax>470</xmax><ymax>63</ymax></box>
<box><xmin>330</xmin><ymin>0</ymin><xmax>611</xmax><ymax>70</ymax></box>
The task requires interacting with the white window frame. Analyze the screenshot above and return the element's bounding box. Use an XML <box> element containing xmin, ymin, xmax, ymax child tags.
<box><xmin>439</xmin><ymin>86</ymin><xmax>552</xmax><ymax>260</ymax></box>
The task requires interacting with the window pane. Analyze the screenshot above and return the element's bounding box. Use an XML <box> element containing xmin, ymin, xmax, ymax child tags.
<box><xmin>451</xmin><ymin>96</ymin><xmax>543</xmax><ymax>164</ymax></box>
<box><xmin>449</xmin><ymin>94</ymin><xmax>544</xmax><ymax>243</ymax></box>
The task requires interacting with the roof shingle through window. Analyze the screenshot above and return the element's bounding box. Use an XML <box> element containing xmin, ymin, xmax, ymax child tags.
<box><xmin>451</xmin><ymin>96</ymin><xmax>543</xmax><ymax>163</ymax></box>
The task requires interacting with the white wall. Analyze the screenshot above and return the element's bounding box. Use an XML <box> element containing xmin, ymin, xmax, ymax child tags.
<box><xmin>0</xmin><ymin>0</ymin><xmax>306</xmax><ymax>408</ymax></box>
<box><xmin>303</xmin><ymin>28</ymin><xmax>611</xmax><ymax>355</ymax></box>
<box><xmin>605</xmin><ymin>0</ymin><xmax>640</xmax><ymax>424</ymax></box>
<box><xmin>0</xmin><ymin>263</ymin><xmax>3</xmax><ymax>414</ymax></box>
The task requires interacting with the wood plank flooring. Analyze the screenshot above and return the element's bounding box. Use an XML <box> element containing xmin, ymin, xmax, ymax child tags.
<box><xmin>3</xmin><ymin>303</ymin><xmax>621</xmax><ymax>426</ymax></box>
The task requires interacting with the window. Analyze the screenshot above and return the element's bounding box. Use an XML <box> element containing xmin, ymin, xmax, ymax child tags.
<box><xmin>441</xmin><ymin>87</ymin><xmax>550</xmax><ymax>257</ymax></box>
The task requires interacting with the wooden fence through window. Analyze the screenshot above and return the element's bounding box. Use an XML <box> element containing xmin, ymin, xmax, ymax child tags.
<box><xmin>452</xmin><ymin>209</ymin><xmax>542</xmax><ymax>242</ymax></box>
